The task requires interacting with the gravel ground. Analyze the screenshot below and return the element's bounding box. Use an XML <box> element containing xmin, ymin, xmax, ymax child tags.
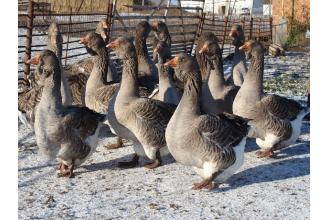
<box><xmin>18</xmin><ymin>51</ymin><xmax>310</xmax><ymax>219</ymax></box>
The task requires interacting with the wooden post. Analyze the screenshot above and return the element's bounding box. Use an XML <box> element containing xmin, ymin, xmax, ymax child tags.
<box><xmin>221</xmin><ymin>16</ymin><xmax>228</xmax><ymax>50</ymax></box>
<box><xmin>106</xmin><ymin>0</ymin><xmax>113</xmax><ymax>38</ymax></box>
<box><xmin>64</xmin><ymin>7</ymin><xmax>72</xmax><ymax>66</ymax></box>
<box><xmin>23</xmin><ymin>0</ymin><xmax>34</xmax><ymax>81</ymax></box>
<box><xmin>257</xmin><ymin>18</ymin><xmax>261</xmax><ymax>41</ymax></box>
<box><xmin>249</xmin><ymin>16</ymin><xmax>253</xmax><ymax>40</ymax></box>
<box><xmin>269</xmin><ymin>16</ymin><xmax>273</xmax><ymax>43</ymax></box>
<box><xmin>241</xmin><ymin>16</ymin><xmax>245</xmax><ymax>31</ymax></box>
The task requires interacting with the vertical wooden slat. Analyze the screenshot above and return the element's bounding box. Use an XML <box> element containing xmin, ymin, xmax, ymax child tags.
<box><xmin>221</xmin><ymin>16</ymin><xmax>228</xmax><ymax>50</ymax></box>
<box><xmin>106</xmin><ymin>0</ymin><xmax>113</xmax><ymax>38</ymax></box>
<box><xmin>249</xmin><ymin>16</ymin><xmax>253</xmax><ymax>40</ymax></box>
<box><xmin>270</xmin><ymin>16</ymin><xmax>273</xmax><ymax>43</ymax></box>
<box><xmin>23</xmin><ymin>0</ymin><xmax>34</xmax><ymax>81</ymax></box>
<box><xmin>64</xmin><ymin>7</ymin><xmax>72</xmax><ymax>66</ymax></box>
<box><xmin>177</xmin><ymin>0</ymin><xmax>187</xmax><ymax>52</ymax></box>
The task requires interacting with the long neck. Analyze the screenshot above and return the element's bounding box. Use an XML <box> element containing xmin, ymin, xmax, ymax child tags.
<box><xmin>40</xmin><ymin>66</ymin><xmax>62</xmax><ymax>110</ymax></box>
<box><xmin>135</xmin><ymin>34</ymin><xmax>150</xmax><ymax>62</ymax></box>
<box><xmin>118</xmin><ymin>53</ymin><xmax>139</xmax><ymax>99</ymax></box>
<box><xmin>207</xmin><ymin>55</ymin><xmax>225</xmax><ymax>89</ymax></box>
<box><xmin>233</xmin><ymin>46</ymin><xmax>247</xmax><ymax>65</ymax></box>
<box><xmin>176</xmin><ymin>73</ymin><xmax>202</xmax><ymax>117</ymax></box>
<box><xmin>86</xmin><ymin>47</ymin><xmax>109</xmax><ymax>95</ymax></box>
<box><xmin>241</xmin><ymin>53</ymin><xmax>264</xmax><ymax>101</ymax></box>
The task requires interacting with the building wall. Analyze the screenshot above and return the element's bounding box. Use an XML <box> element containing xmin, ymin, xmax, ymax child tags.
<box><xmin>272</xmin><ymin>0</ymin><xmax>310</xmax><ymax>25</ymax></box>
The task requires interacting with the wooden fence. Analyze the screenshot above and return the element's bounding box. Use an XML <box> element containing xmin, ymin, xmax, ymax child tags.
<box><xmin>18</xmin><ymin>0</ymin><xmax>273</xmax><ymax>80</ymax></box>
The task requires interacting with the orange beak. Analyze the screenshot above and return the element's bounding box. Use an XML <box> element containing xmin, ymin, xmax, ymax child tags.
<box><xmin>79</xmin><ymin>36</ymin><xmax>89</xmax><ymax>44</ymax></box>
<box><xmin>102</xmin><ymin>20</ymin><xmax>108</xmax><ymax>29</ymax></box>
<box><xmin>229</xmin><ymin>30</ymin><xmax>238</xmax><ymax>38</ymax></box>
<box><xmin>106</xmin><ymin>39</ymin><xmax>119</xmax><ymax>49</ymax></box>
<box><xmin>26</xmin><ymin>53</ymin><xmax>42</xmax><ymax>65</ymax></box>
<box><xmin>151</xmin><ymin>22</ymin><xmax>158</xmax><ymax>31</ymax></box>
<box><xmin>239</xmin><ymin>41</ymin><xmax>251</xmax><ymax>51</ymax></box>
<box><xmin>100</xmin><ymin>32</ymin><xmax>107</xmax><ymax>41</ymax></box>
<box><xmin>154</xmin><ymin>44</ymin><xmax>162</xmax><ymax>54</ymax></box>
<box><xmin>164</xmin><ymin>56</ymin><xmax>179</xmax><ymax>67</ymax></box>
<box><xmin>198</xmin><ymin>43</ymin><xmax>209</xmax><ymax>54</ymax></box>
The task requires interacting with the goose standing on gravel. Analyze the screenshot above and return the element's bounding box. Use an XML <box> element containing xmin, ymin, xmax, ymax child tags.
<box><xmin>151</xmin><ymin>20</ymin><xmax>171</xmax><ymax>64</ymax></box>
<box><xmin>135</xmin><ymin>21</ymin><xmax>158</xmax><ymax>91</ymax></box>
<box><xmin>229</xmin><ymin>25</ymin><xmax>248</xmax><ymax>86</ymax></box>
<box><xmin>18</xmin><ymin>22</ymin><xmax>72</xmax><ymax>128</ymax></box>
<box><xmin>198</xmin><ymin>38</ymin><xmax>239</xmax><ymax>114</ymax></box>
<box><xmin>164</xmin><ymin>53</ymin><xmax>249</xmax><ymax>190</ymax></box>
<box><xmin>107</xmin><ymin>37</ymin><xmax>176</xmax><ymax>169</ymax></box>
<box><xmin>233</xmin><ymin>40</ymin><xmax>309</xmax><ymax>158</ymax></box>
<box><xmin>29</xmin><ymin>50</ymin><xmax>106</xmax><ymax>178</ymax></box>
<box><xmin>79</xmin><ymin>32</ymin><xmax>124</xmax><ymax>149</ymax></box>
<box><xmin>148</xmin><ymin>41</ymin><xmax>180</xmax><ymax>105</ymax></box>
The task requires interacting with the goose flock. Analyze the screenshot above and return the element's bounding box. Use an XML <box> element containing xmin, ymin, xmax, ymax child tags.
<box><xmin>18</xmin><ymin>20</ymin><xmax>309</xmax><ymax>190</ymax></box>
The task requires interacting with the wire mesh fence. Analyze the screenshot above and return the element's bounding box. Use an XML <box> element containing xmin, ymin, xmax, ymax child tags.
<box><xmin>18</xmin><ymin>0</ymin><xmax>272</xmax><ymax>79</ymax></box>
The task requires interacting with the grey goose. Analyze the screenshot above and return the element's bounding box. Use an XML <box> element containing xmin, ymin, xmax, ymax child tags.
<box><xmin>18</xmin><ymin>22</ymin><xmax>72</xmax><ymax>128</ymax></box>
<box><xmin>164</xmin><ymin>53</ymin><xmax>249</xmax><ymax>190</ymax></box>
<box><xmin>148</xmin><ymin>41</ymin><xmax>181</xmax><ymax>105</ymax></box>
<box><xmin>233</xmin><ymin>40</ymin><xmax>309</xmax><ymax>158</ymax></box>
<box><xmin>29</xmin><ymin>50</ymin><xmax>106</xmax><ymax>177</ymax></box>
<box><xmin>228</xmin><ymin>24</ymin><xmax>248</xmax><ymax>86</ymax></box>
<box><xmin>198</xmin><ymin>37</ymin><xmax>239</xmax><ymax>114</ymax></box>
<box><xmin>151</xmin><ymin>20</ymin><xmax>172</xmax><ymax>64</ymax></box>
<box><xmin>107</xmin><ymin>37</ymin><xmax>176</xmax><ymax>169</ymax></box>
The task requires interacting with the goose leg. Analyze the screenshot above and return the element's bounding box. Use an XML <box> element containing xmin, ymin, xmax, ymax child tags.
<box><xmin>192</xmin><ymin>172</ymin><xmax>219</xmax><ymax>190</ymax></box>
<box><xmin>255</xmin><ymin>149</ymin><xmax>274</xmax><ymax>158</ymax></box>
<box><xmin>118</xmin><ymin>154</ymin><xmax>139</xmax><ymax>168</ymax></box>
<box><xmin>144</xmin><ymin>151</ymin><xmax>162</xmax><ymax>169</ymax></box>
<box><xmin>105</xmin><ymin>137</ymin><xmax>124</xmax><ymax>149</ymax></box>
<box><xmin>57</xmin><ymin>160</ymin><xmax>75</xmax><ymax>178</ymax></box>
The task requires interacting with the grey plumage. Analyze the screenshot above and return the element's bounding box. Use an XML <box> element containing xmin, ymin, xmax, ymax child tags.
<box><xmin>165</xmin><ymin>53</ymin><xmax>249</xmax><ymax>190</ymax></box>
<box><xmin>32</xmin><ymin>50</ymin><xmax>105</xmax><ymax>177</ymax></box>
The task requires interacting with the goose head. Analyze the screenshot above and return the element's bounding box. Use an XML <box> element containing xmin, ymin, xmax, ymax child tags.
<box><xmin>239</xmin><ymin>40</ymin><xmax>264</xmax><ymax>60</ymax></box>
<box><xmin>198</xmin><ymin>39</ymin><xmax>222</xmax><ymax>70</ymax></box>
<box><xmin>229</xmin><ymin>24</ymin><xmax>245</xmax><ymax>47</ymax></box>
<box><xmin>136</xmin><ymin>21</ymin><xmax>151</xmax><ymax>40</ymax></box>
<box><xmin>27</xmin><ymin>50</ymin><xmax>60</xmax><ymax>83</ymax></box>
<box><xmin>151</xmin><ymin>21</ymin><xmax>168</xmax><ymax>37</ymax></box>
<box><xmin>79</xmin><ymin>32</ymin><xmax>106</xmax><ymax>56</ymax></box>
<box><xmin>164</xmin><ymin>53</ymin><xmax>200</xmax><ymax>83</ymax></box>
<box><xmin>47</xmin><ymin>23</ymin><xmax>63</xmax><ymax>58</ymax></box>
<box><xmin>95</xmin><ymin>19</ymin><xmax>109</xmax><ymax>43</ymax></box>
<box><xmin>106</xmin><ymin>37</ymin><xmax>136</xmax><ymax>60</ymax></box>
<box><xmin>154</xmin><ymin>41</ymin><xmax>171</xmax><ymax>62</ymax></box>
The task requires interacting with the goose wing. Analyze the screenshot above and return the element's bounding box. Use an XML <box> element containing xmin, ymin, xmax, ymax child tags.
<box><xmin>197</xmin><ymin>113</ymin><xmax>249</xmax><ymax>149</ymax></box>
<box><xmin>62</xmin><ymin>106</ymin><xmax>106</xmax><ymax>139</ymax></box>
<box><xmin>131</xmin><ymin>98</ymin><xmax>176</xmax><ymax>146</ymax></box>
<box><xmin>93</xmin><ymin>83</ymin><xmax>120</xmax><ymax>113</ymax></box>
<box><xmin>195</xmin><ymin>113</ymin><xmax>248</xmax><ymax>169</ymax></box>
<box><xmin>261</xmin><ymin>94</ymin><xmax>302</xmax><ymax>120</ymax></box>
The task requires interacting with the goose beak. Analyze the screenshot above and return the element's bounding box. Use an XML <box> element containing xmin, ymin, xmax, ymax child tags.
<box><xmin>79</xmin><ymin>36</ymin><xmax>88</xmax><ymax>44</ymax></box>
<box><xmin>239</xmin><ymin>42</ymin><xmax>251</xmax><ymax>51</ymax></box>
<box><xmin>199</xmin><ymin>43</ymin><xmax>209</xmax><ymax>54</ymax></box>
<box><xmin>154</xmin><ymin>44</ymin><xmax>162</xmax><ymax>54</ymax></box>
<box><xmin>100</xmin><ymin>32</ymin><xmax>107</xmax><ymax>41</ymax></box>
<box><xmin>164</xmin><ymin>57</ymin><xmax>179</xmax><ymax>67</ymax></box>
<box><xmin>151</xmin><ymin>22</ymin><xmax>158</xmax><ymax>31</ymax></box>
<box><xmin>26</xmin><ymin>53</ymin><xmax>42</xmax><ymax>65</ymax></box>
<box><xmin>102</xmin><ymin>20</ymin><xmax>108</xmax><ymax>29</ymax></box>
<box><xmin>106</xmin><ymin>39</ymin><xmax>118</xmax><ymax>49</ymax></box>
<box><xmin>229</xmin><ymin>30</ymin><xmax>238</xmax><ymax>38</ymax></box>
